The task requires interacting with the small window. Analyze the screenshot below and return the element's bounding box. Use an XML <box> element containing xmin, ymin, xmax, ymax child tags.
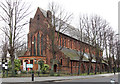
<box><xmin>37</xmin><ymin>15</ymin><xmax>40</xmax><ymax>20</ymax></box>
<box><xmin>47</xmin><ymin>10</ymin><xmax>51</xmax><ymax>18</ymax></box>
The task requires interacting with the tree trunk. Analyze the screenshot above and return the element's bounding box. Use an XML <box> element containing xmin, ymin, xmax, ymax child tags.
<box><xmin>11</xmin><ymin>55</ymin><xmax>15</xmax><ymax>76</ymax></box>
<box><xmin>78</xmin><ymin>60</ymin><xmax>81</xmax><ymax>75</ymax></box>
<box><xmin>50</xmin><ymin>59</ymin><xmax>55</xmax><ymax>76</ymax></box>
<box><xmin>100</xmin><ymin>63</ymin><xmax>102</xmax><ymax>74</ymax></box>
<box><xmin>88</xmin><ymin>61</ymin><xmax>91</xmax><ymax>75</ymax></box>
<box><xmin>117</xmin><ymin>60</ymin><xmax>119</xmax><ymax>72</ymax></box>
<box><xmin>95</xmin><ymin>63</ymin><xmax>98</xmax><ymax>74</ymax></box>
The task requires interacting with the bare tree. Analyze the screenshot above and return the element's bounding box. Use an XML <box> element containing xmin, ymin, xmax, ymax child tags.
<box><xmin>15</xmin><ymin>41</ymin><xmax>27</xmax><ymax>58</ymax></box>
<box><xmin>83</xmin><ymin>15</ymin><xmax>94</xmax><ymax>75</ymax></box>
<box><xmin>81</xmin><ymin>15</ymin><xmax>112</xmax><ymax>74</ymax></box>
<box><xmin>116</xmin><ymin>39</ymin><xmax>120</xmax><ymax>72</ymax></box>
<box><xmin>103</xmin><ymin>28</ymin><xmax>114</xmax><ymax>73</ymax></box>
<box><xmin>74</xmin><ymin>16</ymin><xmax>86</xmax><ymax>75</ymax></box>
<box><xmin>106</xmin><ymin>31</ymin><xmax>119</xmax><ymax>73</ymax></box>
<box><xmin>90</xmin><ymin>15</ymin><xmax>105</xmax><ymax>74</ymax></box>
<box><xmin>1</xmin><ymin>36</ymin><xmax>8</xmax><ymax>62</ymax></box>
<box><xmin>111</xmin><ymin>33</ymin><xmax>119</xmax><ymax>74</ymax></box>
<box><xmin>0</xmin><ymin>0</ymin><xmax>30</xmax><ymax>76</ymax></box>
<box><xmin>1</xmin><ymin>35</ymin><xmax>8</xmax><ymax>77</ymax></box>
<box><xmin>44</xmin><ymin>2</ymin><xmax>73</xmax><ymax>74</ymax></box>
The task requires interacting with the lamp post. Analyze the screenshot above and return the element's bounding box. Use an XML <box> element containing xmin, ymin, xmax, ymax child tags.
<box><xmin>115</xmin><ymin>34</ymin><xmax>120</xmax><ymax>72</ymax></box>
<box><xmin>31</xmin><ymin>40</ymin><xmax>34</xmax><ymax>81</ymax></box>
<box><xmin>117</xmin><ymin>34</ymin><xmax>120</xmax><ymax>72</ymax></box>
<box><xmin>117</xmin><ymin>44</ymin><xmax>120</xmax><ymax>73</ymax></box>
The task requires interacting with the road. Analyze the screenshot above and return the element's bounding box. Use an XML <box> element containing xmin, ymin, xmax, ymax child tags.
<box><xmin>55</xmin><ymin>74</ymin><xmax>118</xmax><ymax>82</ymax></box>
<box><xmin>2</xmin><ymin>74</ymin><xmax>119</xmax><ymax>84</ymax></box>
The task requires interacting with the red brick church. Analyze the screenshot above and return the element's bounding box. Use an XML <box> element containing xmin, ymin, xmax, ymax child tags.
<box><xmin>18</xmin><ymin>7</ymin><xmax>107</xmax><ymax>74</ymax></box>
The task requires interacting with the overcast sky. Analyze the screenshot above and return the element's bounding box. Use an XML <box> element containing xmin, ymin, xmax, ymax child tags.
<box><xmin>25</xmin><ymin>0</ymin><xmax>119</xmax><ymax>33</ymax></box>
<box><xmin>0</xmin><ymin>0</ymin><xmax>119</xmax><ymax>41</ymax></box>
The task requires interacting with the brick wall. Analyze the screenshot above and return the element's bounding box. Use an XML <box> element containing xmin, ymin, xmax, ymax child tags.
<box><xmin>18</xmin><ymin>7</ymin><xmax>106</xmax><ymax>73</ymax></box>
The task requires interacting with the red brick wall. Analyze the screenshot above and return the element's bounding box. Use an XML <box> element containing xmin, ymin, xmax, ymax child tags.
<box><xmin>19</xmin><ymin>7</ymin><xmax>105</xmax><ymax>73</ymax></box>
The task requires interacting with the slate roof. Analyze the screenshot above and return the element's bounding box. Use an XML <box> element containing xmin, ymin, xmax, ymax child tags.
<box><xmin>61</xmin><ymin>47</ymin><xmax>96</xmax><ymax>62</ymax></box>
<box><xmin>61</xmin><ymin>47</ymin><xmax>107</xmax><ymax>64</ymax></box>
<box><xmin>37</xmin><ymin>7</ymin><xmax>88</xmax><ymax>44</ymax></box>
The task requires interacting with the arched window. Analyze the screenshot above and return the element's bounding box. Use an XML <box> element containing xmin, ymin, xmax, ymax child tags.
<box><xmin>41</xmin><ymin>35</ymin><xmax>43</xmax><ymax>56</ymax></box>
<box><xmin>70</xmin><ymin>40</ymin><xmax>72</xmax><ymax>49</ymax></box>
<box><xmin>60</xmin><ymin>59</ymin><xmax>62</xmax><ymax>65</ymax></box>
<box><xmin>37</xmin><ymin>32</ymin><xmax>40</xmax><ymax>56</ymax></box>
<box><xmin>62</xmin><ymin>38</ymin><xmax>64</xmax><ymax>47</ymax></box>
<box><xmin>34</xmin><ymin>36</ymin><xmax>36</xmax><ymax>56</ymax></box>
<box><xmin>65</xmin><ymin>38</ymin><xmax>66</xmax><ymax>47</ymax></box>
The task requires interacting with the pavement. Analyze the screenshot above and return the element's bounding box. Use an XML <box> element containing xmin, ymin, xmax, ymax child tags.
<box><xmin>1</xmin><ymin>73</ymin><xmax>119</xmax><ymax>83</ymax></box>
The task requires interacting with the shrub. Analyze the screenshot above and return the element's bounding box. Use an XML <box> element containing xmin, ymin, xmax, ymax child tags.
<box><xmin>21</xmin><ymin>71</ymin><xmax>27</xmax><ymax>74</ymax></box>
<box><xmin>50</xmin><ymin>71</ymin><xmax>54</xmax><ymax>76</ymax></box>
<box><xmin>28</xmin><ymin>70</ymin><xmax>34</xmax><ymax>74</ymax></box>
<box><xmin>38</xmin><ymin>60</ymin><xmax>49</xmax><ymax>74</ymax></box>
<box><xmin>41</xmin><ymin>64</ymin><xmax>49</xmax><ymax>74</ymax></box>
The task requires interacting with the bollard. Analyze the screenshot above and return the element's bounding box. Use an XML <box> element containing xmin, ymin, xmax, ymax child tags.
<box><xmin>32</xmin><ymin>73</ymin><xmax>34</xmax><ymax>81</ymax></box>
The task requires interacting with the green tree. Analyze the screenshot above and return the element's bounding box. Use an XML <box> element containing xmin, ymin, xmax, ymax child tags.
<box><xmin>8</xmin><ymin>59</ymin><xmax>21</xmax><ymax>74</ymax></box>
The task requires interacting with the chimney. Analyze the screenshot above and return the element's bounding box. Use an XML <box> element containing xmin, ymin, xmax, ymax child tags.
<box><xmin>47</xmin><ymin>10</ymin><xmax>52</xmax><ymax>21</ymax></box>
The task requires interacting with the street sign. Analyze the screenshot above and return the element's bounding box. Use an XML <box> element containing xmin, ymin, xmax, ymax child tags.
<box><xmin>27</xmin><ymin>64</ymin><xmax>33</xmax><ymax>68</ymax></box>
<box><xmin>2</xmin><ymin>60</ymin><xmax>8</xmax><ymax>70</ymax></box>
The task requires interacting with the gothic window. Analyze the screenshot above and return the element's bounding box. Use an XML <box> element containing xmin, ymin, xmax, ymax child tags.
<box><xmin>67</xmin><ymin>58</ymin><xmax>69</xmax><ymax>67</ymax></box>
<box><xmin>30</xmin><ymin>34</ymin><xmax>32</xmax><ymax>56</ymax></box>
<box><xmin>34</xmin><ymin>36</ymin><xmax>36</xmax><ymax>56</ymax></box>
<box><xmin>62</xmin><ymin>38</ymin><xmax>64</xmax><ymax>47</ymax></box>
<box><xmin>71</xmin><ymin>40</ymin><xmax>72</xmax><ymax>49</ymax></box>
<box><xmin>65</xmin><ymin>38</ymin><xmax>66</xmax><ymax>47</ymax></box>
<box><xmin>60</xmin><ymin>59</ymin><xmax>62</xmax><ymax>65</ymax></box>
<box><xmin>41</xmin><ymin>35</ymin><xmax>43</xmax><ymax>56</ymax></box>
<box><xmin>37</xmin><ymin>32</ymin><xmax>40</xmax><ymax>56</ymax></box>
